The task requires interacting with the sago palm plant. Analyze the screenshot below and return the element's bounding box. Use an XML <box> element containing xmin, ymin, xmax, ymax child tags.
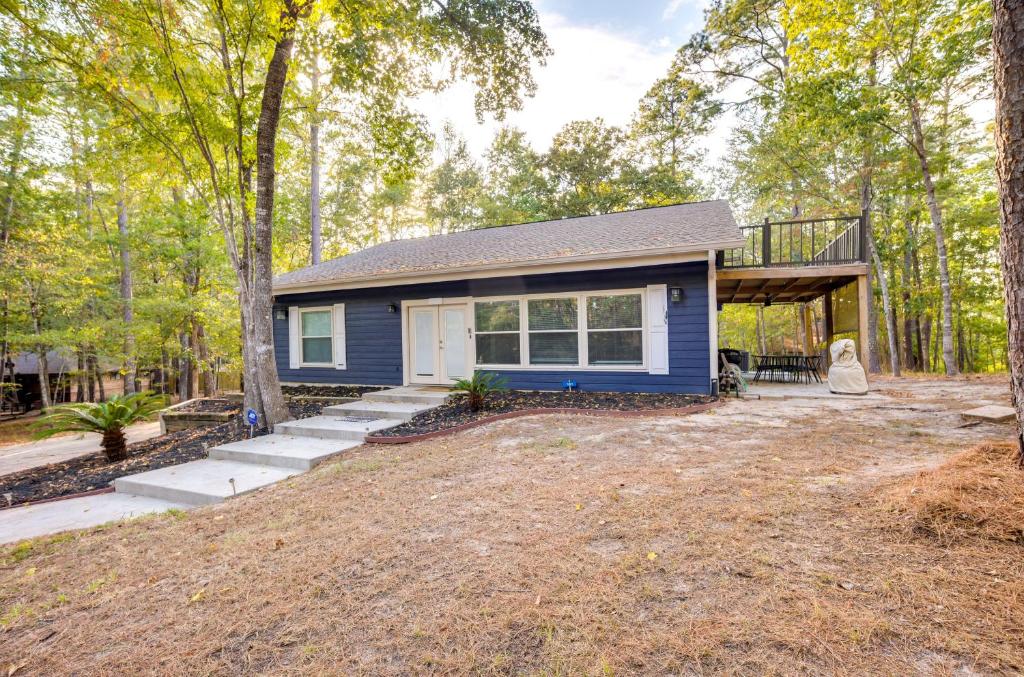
<box><xmin>34</xmin><ymin>392</ymin><xmax>168</xmax><ymax>462</ymax></box>
<box><xmin>452</xmin><ymin>371</ymin><xmax>508</xmax><ymax>412</ymax></box>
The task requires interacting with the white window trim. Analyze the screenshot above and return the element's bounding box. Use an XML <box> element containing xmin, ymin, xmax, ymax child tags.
<box><xmin>471</xmin><ymin>288</ymin><xmax>649</xmax><ymax>372</ymax></box>
<box><xmin>298</xmin><ymin>306</ymin><xmax>334</xmax><ymax>367</ymax></box>
<box><xmin>473</xmin><ymin>299</ymin><xmax>522</xmax><ymax>366</ymax></box>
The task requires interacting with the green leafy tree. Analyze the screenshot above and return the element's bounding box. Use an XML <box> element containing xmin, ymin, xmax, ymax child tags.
<box><xmin>423</xmin><ymin>122</ymin><xmax>482</xmax><ymax>234</ymax></box>
<box><xmin>478</xmin><ymin>126</ymin><xmax>550</xmax><ymax>225</ymax></box>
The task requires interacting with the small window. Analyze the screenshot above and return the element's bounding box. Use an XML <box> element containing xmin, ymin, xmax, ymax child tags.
<box><xmin>300</xmin><ymin>309</ymin><xmax>333</xmax><ymax>365</ymax></box>
<box><xmin>587</xmin><ymin>294</ymin><xmax>643</xmax><ymax>366</ymax></box>
<box><xmin>475</xmin><ymin>300</ymin><xmax>520</xmax><ymax>365</ymax></box>
<box><xmin>528</xmin><ymin>298</ymin><xmax>578</xmax><ymax>365</ymax></box>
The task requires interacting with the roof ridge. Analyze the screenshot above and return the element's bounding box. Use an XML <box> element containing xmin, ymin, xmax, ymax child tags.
<box><xmin>358</xmin><ymin>199</ymin><xmax>727</xmax><ymax>249</ymax></box>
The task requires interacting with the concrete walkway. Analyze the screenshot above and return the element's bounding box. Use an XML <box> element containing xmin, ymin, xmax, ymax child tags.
<box><xmin>0</xmin><ymin>493</ymin><xmax>184</xmax><ymax>543</ymax></box>
<box><xmin>0</xmin><ymin>421</ymin><xmax>163</xmax><ymax>476</ymax></box>
<box><xmin>0</xmin><ymin>387</ymin><xmax>449</xmax><ymax>545</ymax></box>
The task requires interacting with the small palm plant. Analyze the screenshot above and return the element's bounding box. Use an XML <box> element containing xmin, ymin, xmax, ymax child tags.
<box><xmin>452</xmin><ymin>371</ymin><xmax>508</xmax><ymax>412</ymax></box>
<box><xmin>34</xmin><ymin>392</ymin><xmax>168</xmax><ymax>463</ymax></box>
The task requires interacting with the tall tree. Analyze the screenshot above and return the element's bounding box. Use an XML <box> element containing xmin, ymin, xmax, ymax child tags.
<box><xmin>423</xmin><ymin>122</ymin><xmax>482</xmax><ymax>233</ymax></box>
<box><xmin>993</xmin><ymin>0</ymin><xmax>1024</xmax><ymax>461</ymax></box>
<box><xmin>479</xmin><ymin>126</ymin><xmax>549</xmax><ymax>225</ymax></box>
<box><xmin>2</xmin><ymin>0</ymin><xmax>550</xmax><ymax>425</ymax></box>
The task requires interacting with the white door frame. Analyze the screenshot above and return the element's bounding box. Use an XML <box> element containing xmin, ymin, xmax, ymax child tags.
<box><xmin>402</xmin><ymin>298</ymin><xmax>472</xmax><ymax>385</ymax></box>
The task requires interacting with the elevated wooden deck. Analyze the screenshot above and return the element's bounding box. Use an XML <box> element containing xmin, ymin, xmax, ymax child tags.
<box><xmin>712</xmin><ymin>213</ymin><xmax>871</xmax><ymax>367</ymax></box>
<box><xmin>714</xmin><ymin>263</ymin><xmax>869</xmax><ymax>304</ymax></box>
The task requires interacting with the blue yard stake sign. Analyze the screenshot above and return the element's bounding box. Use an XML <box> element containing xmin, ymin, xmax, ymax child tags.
<box><xmin>562</xmin><ymin>378</ymin><xmax>578</xmax><ymax>392</ymax></box>
<box><xmin>246</xmin><ymin>408</ymin><xmax>258</xmax><ymax>437</ymax></box>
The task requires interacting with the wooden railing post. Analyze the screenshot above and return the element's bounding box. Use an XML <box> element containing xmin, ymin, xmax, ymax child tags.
<box><xmin>762</xmin><ymin>217</ymin><xmax>771</xmax><ymax>267</ymax></box>
<box><xmin>858</xmin><ymin>211</ymin><xmax>869</xmax><ymax>262</ymax></box>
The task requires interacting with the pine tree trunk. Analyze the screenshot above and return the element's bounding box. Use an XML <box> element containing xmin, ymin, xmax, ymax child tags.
<box><xmin>36</xmin><ymin>350</ymin><xmax>50</xmax><ymax>410</ymax></box>
<box><xmin>871</xmin><ymin>242</ymin><xmax>901</xmax><ymax>376</ymax></box>
<box><xmin>993</xmin><ymin>0</ymin><xmax>1024</xmax><ymax>461</ymax></box>
<box><xmin>117</xmin><ymin>176</ymin><xmax>137</xmax><ymax>394</ymax></box>
<box><xmin>309</xmin><ymin>52</ymin><xmax>322</xmax><ymax>265</ymax></box>
<box><xmin>901</xmin><ymin>235</ymin><xmax>918</xmax><ymax>369</ymax></box>
<box><xmin>909</xmin><ymin>99</ymin><xmax>958</xmax><ymax>375</ymax></box>
<box><xmin>195</xmin><ymin>321</ymin><xmax>216</xmax><ymax>396</ymax></box>
<box><xmin>76</xmin><ymin>350</ymin><xmax>86</xmax><ymax>402</ymax></box>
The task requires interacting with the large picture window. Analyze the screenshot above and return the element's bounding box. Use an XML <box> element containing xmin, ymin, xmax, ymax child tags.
<box><xmin>300</xmin><ymin>308</ymin><xmax>333</xmax><ymax>366</ymax></box>
<box><xmin>472</xmin><ymin>289</ymin><xmax>648</xmax><ymax>370</ymax></box>
<box><xmin>528</xmin><ymin>298</ymin><xmax>578</xmax><ymax>365</ymax></box>
<box><xmin>475</xmin><ymin>300</ymin><xmax>520</xmax><ymax>365</ymax></box>
<box><xmin>587</xmin><ymin>294</ymin><xmax>643</xmax><ymax>366</ymax></box>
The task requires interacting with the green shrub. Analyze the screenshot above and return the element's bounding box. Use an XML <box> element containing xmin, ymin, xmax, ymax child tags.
<box><xmin>452</xmin><ymin>371</ymin><xmax>508</xmax><ymax>412</ymax></box>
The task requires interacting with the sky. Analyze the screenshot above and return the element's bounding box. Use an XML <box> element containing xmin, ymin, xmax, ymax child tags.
<box><xmin>413</xmin><ymin>0</ymin><xmax>728</xmax><ymax>166</ymax></box>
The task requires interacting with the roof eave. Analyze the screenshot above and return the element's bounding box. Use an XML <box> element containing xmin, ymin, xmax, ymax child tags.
<box><xmin>272</xmin><ymin>238</ymin><xmax>746</xmax><ymax>296</ymax></box>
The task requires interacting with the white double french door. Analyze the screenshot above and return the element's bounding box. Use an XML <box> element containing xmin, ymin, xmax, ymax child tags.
<box><xmin>408</xmin><ymin>304</ymin><xmax>470</xmax><ymax>384</ymax></box>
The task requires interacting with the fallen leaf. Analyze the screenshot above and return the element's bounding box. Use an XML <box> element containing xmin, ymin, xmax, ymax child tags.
<box><xmin>574</xmin><ymin>503</ymin><xmax>582</xmax><ymax>511</ymax></box>
<box><xmin>189</xmin><ymin>589</ymin><xmax>205</xmax><ymax>604</ymax></box>
<box><xmin>647</xmin><ymin>552</ymin><xmax>658</xmax><ymax>561</ymax></box>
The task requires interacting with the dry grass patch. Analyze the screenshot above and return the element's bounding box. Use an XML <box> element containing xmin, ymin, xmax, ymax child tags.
<box><xmin>882</xmin><ymin>442</ymin><xmax>1024</xmax><ymax>545</ymax></box>
<box><xmin>0</xmin><ymin>379</ymin><xmax>1021</xmax><ymax>675</ymax></box>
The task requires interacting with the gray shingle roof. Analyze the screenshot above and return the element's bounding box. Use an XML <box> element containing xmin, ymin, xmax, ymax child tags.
<box><xmin>273</xmin><ymin>200</ymin><xmax>742</xmax><ymax>292</ymax></box>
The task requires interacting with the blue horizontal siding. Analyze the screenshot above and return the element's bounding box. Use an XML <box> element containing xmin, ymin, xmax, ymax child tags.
<box><xmin>274</xmin><ymin>261</ymin><xmax>712</xmax><ymax>394</ymax></box>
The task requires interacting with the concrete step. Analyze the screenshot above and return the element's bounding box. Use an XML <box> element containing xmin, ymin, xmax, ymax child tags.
<box><xmin>363</xmin><ymin>386</ymin><xmax>453</xmax><ymax>406</ymax></box>
<box><xmin>113</xmin><ymin>459</ymin><xmax>296</xmax><ymax>506</ymax></box>
<box><xmin>209</xmin><ymin>435</ymin><xmax>361</xmax><ymax>470</ymax></box>
<box><xmin>322</xmin><ymin>400</ymin><xmax>434</xmax><ymax>421</ymax></box>
<box><xmin>274</xmin><ymin>415</ymin><xmax>404</xmax><ymax>441</ymax></box>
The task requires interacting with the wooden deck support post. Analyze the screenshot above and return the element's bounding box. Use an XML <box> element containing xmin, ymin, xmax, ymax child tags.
<box><xmin>802</xmin><ymin>303</ymin><xmax>815</xmax><ymax>356</ymax></box>
<box><xmin>823</xmin><ymin>291</ymin><xmax>834</xmax><ymax>365</ymax></box>
<box><xmin>857</xmin><ymin>273</ymin><xmax>871</xmax><ymax>375</ymax></box>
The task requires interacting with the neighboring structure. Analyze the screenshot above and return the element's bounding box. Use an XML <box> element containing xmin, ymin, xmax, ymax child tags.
<box><xmin>4</xmin><ymin>352</ymin><xmax>123</xmax><ymax>411</ymax></box>
<box><xmin>272</xmin><ymin>201</ymin><xmax>870</xmax><ymax>395</ymax></box>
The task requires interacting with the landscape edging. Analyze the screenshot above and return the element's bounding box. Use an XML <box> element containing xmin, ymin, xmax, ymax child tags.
<box><xmin>365</xmin><ymin>400</ymin><xmax>723</xmax><ymax>445</ymax></box>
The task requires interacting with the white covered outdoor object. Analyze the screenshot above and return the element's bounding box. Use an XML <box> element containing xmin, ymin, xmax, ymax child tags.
<box><xmin>827</xmin><ymin>339</ymin><xmax>869</xmax><ymax>395</ymax></box>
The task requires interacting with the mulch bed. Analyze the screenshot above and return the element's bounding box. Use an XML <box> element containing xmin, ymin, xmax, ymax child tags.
<box><xmin>0</xmin><ymin>401</ymin><xmax>331</xmax><ymax>508</ymax></box>
<box><xmin>372</xmin><ymin>391</ymin><xmax>717</xmax><ymax>439</ymax></box>
<box><xmin>282</xmin><ymin>384</ymin><xmax>384</xmax><ymax>399</ymax></box>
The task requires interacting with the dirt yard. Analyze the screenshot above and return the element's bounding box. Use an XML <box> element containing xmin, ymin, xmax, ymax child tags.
<box><xmin>1</xmin><ymin>377</ymin><xmax>1021</xmax><ymax>675</ymax></box>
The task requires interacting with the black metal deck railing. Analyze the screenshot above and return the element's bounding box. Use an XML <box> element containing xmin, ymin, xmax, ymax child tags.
<box><xmin>718</xmin><ymin>214</ymin><xmax>867</xmax><ymax>269</ymax></box>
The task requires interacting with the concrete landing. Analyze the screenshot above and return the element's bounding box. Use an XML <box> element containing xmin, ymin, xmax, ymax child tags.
<box><xmin>274</xmin><ymin>415</ymin><xmax>404</xmax><ymax>441</ymax></box>
<box><xmin>112</xmin><ymin>459</ymin><xmax>296</xmax><ymax>506</ymax></box>
<box><xmin>323</xmin><ymin>400</ymin><xmax>435</xmax><ymax>421</ymax></box>
<box><xmin>209</xmin><ymin>434</ymin><xmax>360</xmax><ymax>470</ymax></box>
<box><xmin>0</xmin><ymin>493</ymin><xmax>185</xmax><ymax>545</ymax></box>
<box><xmin>363</xmin><ymin>386</ymin><xmax>452</xmax><ymax>406</ymax></box>
<box><xmin>961</xmin><ymin>405</ymin><xmax>1016</xmax><ymax>423</ymax></box>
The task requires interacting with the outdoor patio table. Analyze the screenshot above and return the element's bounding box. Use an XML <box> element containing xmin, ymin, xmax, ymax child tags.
<box><xmin>753</xmin><ymin>354</ymin><xmax>823</xmax><ymax>384</ymax></box>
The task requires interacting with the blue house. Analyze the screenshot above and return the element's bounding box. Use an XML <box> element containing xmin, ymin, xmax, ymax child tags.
<box><xmin>272</xmin><ymin>201</ymin><xmax>743</xmax><ymax>395</ymax></box>
<box><xmin>271</xmin><ymin>201</ymin><xmax>872</xmax><ymax>394</ymax></box>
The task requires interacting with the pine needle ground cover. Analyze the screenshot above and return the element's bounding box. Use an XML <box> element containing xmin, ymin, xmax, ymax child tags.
<box><xmin>1</xmin><ymin>377</ymin><xmax>1021</xmax><ymax>675</ymax></box>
